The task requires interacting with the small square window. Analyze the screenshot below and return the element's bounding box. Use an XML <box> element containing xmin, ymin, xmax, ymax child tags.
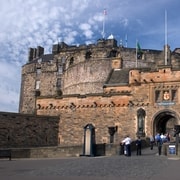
<box><xmin>155</xmin><ymin>90</ymin><xmax>161</xmax><ymax>102</ymax></box>
<box><xmin>36</xmin><ymin>81</ymin><xmax>40</xmax><ymax>90</ymax></box>
<box><xmin>58</xmin><ymin>65</ymin><xmax>63</xmax><ymax>74</ymax></box>
<box><xmin>36</xmin><ymin>68</ymin><xmax>41</xmax><ymax>75</ymax></box>
<box><xmin>57</xmin><ymin>78</ymin><xmax>61</xmax><ymax>88</ymax></box>
<box><xmin>172</xmin><ymin>90</ymin><xmax>177</xmax><ymax>101</ymax></box>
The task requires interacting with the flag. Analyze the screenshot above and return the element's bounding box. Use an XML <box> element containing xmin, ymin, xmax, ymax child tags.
<box><xmin>136</xmin><ymin>42</ymin><xmax>143</xmax><ymax>59</ymax></box>
<box><xmin>137</xmin><ymin>42</ymin><xmax>141</xmax><ymax>51</ymax></box>
<box><xmin>103</xmin><ymin>9</ymin><xmax>107</xmax><ymax>15</ymax></box>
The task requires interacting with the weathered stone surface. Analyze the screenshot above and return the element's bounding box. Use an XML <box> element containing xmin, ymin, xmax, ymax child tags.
<box><xmin>17</xmin><ymin>38</ymin><xmax>180</xmax><ymax>146</ymax></box>
<box><xmin>0</xmin><ymin>112</ymin><xmax>59</xmax><ymax>148</ymax></box>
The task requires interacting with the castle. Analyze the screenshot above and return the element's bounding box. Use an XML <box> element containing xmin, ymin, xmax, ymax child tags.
<box><xmin>18</xmin><ymin>35</ymin><xmax>180</xmax><ymax>147</ymax></box>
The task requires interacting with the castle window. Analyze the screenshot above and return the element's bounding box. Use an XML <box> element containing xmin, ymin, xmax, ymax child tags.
<box><xmin>37</xmin><ymin>58</ymin><xmax>42</xmax><ymax>64</ymax></box>
<box><xmin>61</xmin><ymin>57</ymin><xmax>65</xmax><ymax>64</ymax></box>
<box><xmin>36</xmin><ymin>68</ymin><xmax>41</xmax><ymax>75</ymax></box>
<box><xmin>137</xmin><ymin>108</ymin><xmax>146</xmax><ymax>137</ymax></box>
<box><xmin>155</xmin><ymin>89</ymin><xmax>177</xmax><ymax>103</ymax></box>
<box><xmin>108</xmin><ymin>50</ymin><xmax>117</xmax><ymax>58</ymax></box>
<box><xmin>69</xmin><ymin>57</ymin><xmax>74</xmax><ymax>66</ymax></box>
<box><xmin>85</xmin><ymin>51</ymin><xmax>92</xmax><ymax>60</ymax></box>
<box><xmin>137</xmin><ymin>53</ymin><xmax>143</xmax><ymax>59</ymax></box>
<box><xmin>57</xmin><ymin>78</ymin><xmax>61</xmax><ymax>88</ymax></box>
<box><xmin>171</xmin><ymin>90</ymin><xmax>177</xmax><ymax>101</ymax></box>
<box><xmin>58</xmin><ymin>65</ymin><xmax>63</xmax><ymax>74</ymax></box>
<box><xmin>35</xmin><ymin>80</ymin><xmax>40</xmax><ymax>90</ymax></box>
<box><xmin>155</xmin><ymin>90</ymin><xmax>161</xmax><ymax>102</ymax></box>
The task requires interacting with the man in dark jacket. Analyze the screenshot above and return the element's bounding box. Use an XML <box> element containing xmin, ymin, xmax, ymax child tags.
<box><xmin>136</xmin><ymin>136</ymin><xmax>142</xmax><ymax>156</ymax></box>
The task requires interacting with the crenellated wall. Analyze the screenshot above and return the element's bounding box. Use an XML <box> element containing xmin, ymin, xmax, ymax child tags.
<box><xmin>19</xmin><ymin>37</ymin><xmax>179</xmax><ymax>115</ymax></box>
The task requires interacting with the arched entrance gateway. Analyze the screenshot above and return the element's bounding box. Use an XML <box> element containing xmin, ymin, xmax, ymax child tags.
<box><xmin>153</xmin><ymin>110</ymin><xmax>180</xmax><ymax>137</ymax></box>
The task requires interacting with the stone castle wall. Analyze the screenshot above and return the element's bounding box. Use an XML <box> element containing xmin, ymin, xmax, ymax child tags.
<box><xmin>63</xmin><ymin>58</ymin><xmax>112</xmax><ymax>94</ymax></box>
<box><xmin>19</xmin><ymin>45</ymin><xmax>166</xmax><ymax>114</ymax></box>
<box><xmin>18</xmin><ymin>38</ymin><xmax>180</xmax><ymax>147</ymax></box>
<box><xmin>0</xmin><ymin>112</ymin><xmax>59</xmax><ymax>148</ymax></box>
<box><xmin>19</xmin><ymin>61</ymin><xmax>59</xmax><ymax>113</ymax></box>
<box><xmin>35</xmin><ymin>67</ymin><xmax>180</xmax><ymax>146</ymax></box>
<box><xmin>36</xmin><ymin>93</ymin><xmax>180</xmax><ymax>146</ymax></box>
<box><xmin>35</xmin><ymin>97</ymin><xmax>171</xmax><ymax>146</ymax></box>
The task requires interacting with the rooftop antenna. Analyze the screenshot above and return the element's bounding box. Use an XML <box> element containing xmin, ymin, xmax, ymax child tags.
<box><xmin>165</xmin><ymin>9</ymin><xmax>168</xmax><ymax>65</ymax></box>
<box><xmin>102</xmin><ymin>9</ymin><xmax>107</xmax><ymax>39</ymax></box>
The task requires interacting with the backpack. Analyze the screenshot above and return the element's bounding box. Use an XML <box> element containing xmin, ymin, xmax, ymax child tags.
<box><xmin>155</xmin><ymin>135</ymin><xmax>161</xmax><ymax>142</ymax></box>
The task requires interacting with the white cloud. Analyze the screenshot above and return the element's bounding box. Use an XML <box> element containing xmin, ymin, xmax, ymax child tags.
<box><xmin>0</xmin><ymin>61</ymin><xmax>20</xmax><ymax>112</ymax></box>
<box><xmin>0</xmin><ymin>0</ymin><xmax>180</xmax><ymax>112</ymax></box>
<box><xmin>79</xmin><ymin>23</ymin><xmax>93</xmax><ymax>39</ymax></box>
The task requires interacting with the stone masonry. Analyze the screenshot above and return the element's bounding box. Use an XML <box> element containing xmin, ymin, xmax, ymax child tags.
<box><xmin>0</xmin><ymin>112</ymin><xmax>59</xmax><ymax>148</ymax></box>
<box><xmin>18</xmin><ymin>37</ymin><xmax>180</xmax><ymax>147</ymax></box>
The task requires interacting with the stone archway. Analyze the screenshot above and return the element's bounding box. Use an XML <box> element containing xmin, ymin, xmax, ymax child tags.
<box><xmin>153</xmin><ymin>110</ymin><xmax>179</xmax><ymax>137</ymax></box>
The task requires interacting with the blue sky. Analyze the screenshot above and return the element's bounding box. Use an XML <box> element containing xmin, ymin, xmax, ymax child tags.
<box><xmin>0</xmin><ymin>0</ymin><xmax>180</xmax><ymax>112</ymax></box>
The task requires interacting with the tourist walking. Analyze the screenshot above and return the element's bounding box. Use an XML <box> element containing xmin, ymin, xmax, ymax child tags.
<box><xmin>136</xmin><ymin>136</ymin><xmax>142</xmax><ymax>155</ymax></box>
<box><xmin>155</xmin><ymin>133</ymin><xmax>163</xmax><ymax>155</ymax></box>
<box><xmin>122</xmin><ymin>135</ymin><xmax>132</xmax><ymax>156</ymax></box>
<box><xmin>150</xmin><ymin>135</ymin><xmax>154</xmax><ymax>150</ymax></box>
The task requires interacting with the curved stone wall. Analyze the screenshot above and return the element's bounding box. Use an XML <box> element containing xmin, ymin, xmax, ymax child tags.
<box><xmin>63</xmin><ymin>59</ymin><xmax>112</xmax><ymax>94</ymax></box>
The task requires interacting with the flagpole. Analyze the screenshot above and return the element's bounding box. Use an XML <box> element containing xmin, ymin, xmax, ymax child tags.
<box><xmin>125</xmin><ymin>34</ymin><xmax>128</xmax><ymax>48</ymax></box>
<box><xmin>165</xmin><ymin>9</ymin><xmax>168</xmax><ymax>65</ymax></box>
<box><xmin>136</xmin><ymin>39</ymin><xmax>138</xmax><ymax>68</ymax></box>
<box><xmin>102</xmin><ymin>9</ymin><xmax>106</xmax><ymax>39</ymax></box>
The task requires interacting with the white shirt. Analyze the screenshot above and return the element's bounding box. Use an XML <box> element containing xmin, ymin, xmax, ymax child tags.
<box><xmin>122</xmin><ymin>137</ymin><xmax>132</xmax><ymax>145</ymax></box>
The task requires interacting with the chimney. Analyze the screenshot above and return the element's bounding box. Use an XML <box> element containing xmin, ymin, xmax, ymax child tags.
<box><xmin>28</xmin><ymin>48</ymin><xmax>34</xmax><ymax>62</ymax></box>
<box><xmin>33</xmin><ymin>48</ymin><xmax>37</xmax><ymax>59</ymax></box>
<box><xmin>36</xmin><ymin>46</ymin><xmax>44</xmax><ymax>58</ymax></box>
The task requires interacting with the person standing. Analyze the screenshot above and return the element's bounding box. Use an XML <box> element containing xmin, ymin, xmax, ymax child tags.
<box><xmin>157</xmin><ymin>137</ymin><xmax>163</xmax><ymax>155</ymax></box>
<box><xmin>119</xmin><ymin>142</ymin><xmax>124</xmax><ymax>155</ymax></box>
<box><xmin>136</xmin><ymin>136</ymin><xmax>142</xmax><ymax>155</ymax></box>
<box><xmin>150</xmin><ymin>135</ymin><xmax>154</xmax><ymax>150</ymax></box>
<box><xmin>155</xmin><ymin>133</ymin><xmax>160</xmax><ymax>145</ymax></box>
<box><xmin>166</xmin><ymin>133</ymin><xmax>170</xmax><ymax>142</ymax></box>
<box><xmin>122</xmin><ymin>135</ymin><xmax>132</xmax><ymax>156</ymax></box>
<box><xmin>155</xmin><ymin>133</ymin><xmax>163</xmax><ymax>155</ymax></box>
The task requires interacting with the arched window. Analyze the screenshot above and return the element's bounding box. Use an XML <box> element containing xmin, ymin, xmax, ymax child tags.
<box><xmin>85</xmin><ymin>51</ymin><xmax>92</xmax><ymax>60</ymax></box>
<box><xmin>35</xmin><ymin>80</ymin><xmax>40</xmax><ymax>90</ymax></box>
<box><xmin>58</xmin><ymin>65</ymin><xmax>63</xmax><ymax>74</ymax></box>
<box><xmin>56</xmin><ymin>78</ymin><xmax>61</xmax><ymax>88</ymax></box>
<box><xmin>108</xmin><ymin>50</ymin><xmax>117</xmax><ymax>58</ymax></box>
<box><xmin>137</xmin><ymin>108</ymin><xmax>146</xmax><ymax>136</ymax></box>
<box><xmin>69</xmin><ymin>57</ymin><xmax>74</xmax><ymax>66</ymax></box>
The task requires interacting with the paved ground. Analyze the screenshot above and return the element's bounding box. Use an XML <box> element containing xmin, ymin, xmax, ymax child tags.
<box><xmin>0</xmin><ymin>146</ymin><xmax>180</xmax><ymax>180</ymax></box>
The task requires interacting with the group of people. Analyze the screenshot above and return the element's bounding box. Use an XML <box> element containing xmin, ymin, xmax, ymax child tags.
<box><xmin>150</xmin><ymin>132</ymin><xmax>171</xmax><ymax>155</ymax></box>
<box><xmin>120</xmin><ymin>135</ymin><xmax>142</xmax><ymax>156</ymax></box>
<box><xmin>120</xmin><ymin>132</ymin><xmax>171</xmax><ymax>156</ymax></box>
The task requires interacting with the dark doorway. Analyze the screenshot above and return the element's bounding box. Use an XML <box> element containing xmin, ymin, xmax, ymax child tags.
<box><xmin>153</xmin><ymin>110</ymin><xmax>178</xmax><ymax>135</ymax></box>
